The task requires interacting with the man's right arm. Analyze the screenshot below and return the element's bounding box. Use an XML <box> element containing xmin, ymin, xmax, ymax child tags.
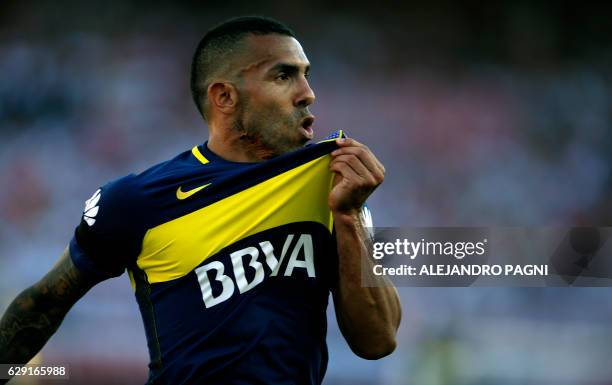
<box><xmin>0</xmin><ymin>247</ymin><xmax>97</xmax><ymax>369</ymax></box>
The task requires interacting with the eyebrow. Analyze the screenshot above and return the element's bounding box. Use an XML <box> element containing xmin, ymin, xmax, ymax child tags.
<box><xmin>267</xmin><ymin>63</ymin><xmax>310</xmax><ymax>76</ymax></box>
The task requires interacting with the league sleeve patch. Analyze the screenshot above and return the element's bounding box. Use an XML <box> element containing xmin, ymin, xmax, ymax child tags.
<box><xmin>70</xmin><ymin>175</ymin><xmax>145</xmax><ymax>281</ymax></box>
<box><xmin>83</xmin><ymin>188</ymin><xmax>101</xmax><ymax>226</ymax></box>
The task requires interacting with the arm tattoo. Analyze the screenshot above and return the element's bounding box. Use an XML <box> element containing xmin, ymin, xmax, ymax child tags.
<box><xmin>0</xmin><ymin>247</ymin><xmax>96</xmax><ymax>366</ymax></box>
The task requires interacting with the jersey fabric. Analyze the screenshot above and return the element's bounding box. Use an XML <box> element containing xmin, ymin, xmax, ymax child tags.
<box><xmin>69</xmin><ymin>132</ymin><xmax>349</xmax><ymax>385</ymax></box>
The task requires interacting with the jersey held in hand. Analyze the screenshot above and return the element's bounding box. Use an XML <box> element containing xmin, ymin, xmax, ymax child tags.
<box><xmin>69</xmin><ymin>133</ymin><xmax>348</xmax><ymax>385</ymax></box>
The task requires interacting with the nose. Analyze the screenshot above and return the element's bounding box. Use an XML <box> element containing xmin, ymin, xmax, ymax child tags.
<box><xmin>295</xmin><ymin>77</ymin><xmax>315</xmax><ymax>108</ymax></box>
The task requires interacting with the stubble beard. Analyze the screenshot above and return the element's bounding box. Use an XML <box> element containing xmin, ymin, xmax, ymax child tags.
<box><xmin>233</xmin><ymin>101</ymin><xmax>308</xmax><ymax>158</ymax></box>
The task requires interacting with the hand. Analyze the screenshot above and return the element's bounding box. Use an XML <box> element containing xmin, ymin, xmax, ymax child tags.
<box><xmin>328</xmin><ymin>138</ymin><xmax>385</xmax><ymax>216</ymax></box>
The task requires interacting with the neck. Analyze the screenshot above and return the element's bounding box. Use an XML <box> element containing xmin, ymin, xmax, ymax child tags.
<box><xmin>207</xmin><ymin>124</ymin><xmax>276</xmax><ymax>163</ymax></box>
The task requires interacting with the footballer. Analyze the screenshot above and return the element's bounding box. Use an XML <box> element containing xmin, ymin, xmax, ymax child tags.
<box><xmin>0</xmin><ymin>16</ymin><xmax>401</xmax><ymax>385</ymax></box>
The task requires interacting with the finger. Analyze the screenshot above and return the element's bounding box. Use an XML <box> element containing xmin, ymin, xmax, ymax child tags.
<box><xmin>331</xmin><ymin>154</ymin><xmax>378</xmax><ymax>185</ymax></box>
<box><xmin>332</xmin><ymin>147</ymin><xmax>385</xmax><ymax>182</ymax></box>
<box><xmin>330</xmin><ymin>159</ymin><xmax>364</xmax><ymax>187</ymax></box>
<box><xmin>333</xmin><ymin>137</ymin><xmax>386</xmax><ymax>177</ymax></box>
<box><xmin>331</xmin><ymin>155</ymin><xmax>382</xmax><ymax>191</ymax></box>
<box><xmin>333</xmin><ymin>140</ymin><xmax>384</xmax><ymax>169</ymax></box>
<box><xmin>335</xmin><ymin>137</ymin><xmax>365</xmax><ymax>148</ymax></box>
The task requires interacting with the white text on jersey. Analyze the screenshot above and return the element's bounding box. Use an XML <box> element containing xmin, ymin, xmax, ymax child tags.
<box><xmin>195</xmin><ymin>233</ymin><xmax>315</xmax><ymax>308</ymax></box>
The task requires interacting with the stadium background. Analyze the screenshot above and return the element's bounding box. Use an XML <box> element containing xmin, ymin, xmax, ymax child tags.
<box><xmin>1</xmin><ymin>1</ymin><xmax>611</xmax><ymax>384</ymax></box>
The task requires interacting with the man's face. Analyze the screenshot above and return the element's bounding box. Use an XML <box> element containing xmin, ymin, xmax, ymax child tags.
<box><xmin>233</xmin><ymin>34</ymin><xmax>316</xmax><ymax>156</ymax></box>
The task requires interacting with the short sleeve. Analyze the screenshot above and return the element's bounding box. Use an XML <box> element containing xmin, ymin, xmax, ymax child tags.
<box><xmin>70</xmin><ymin>175</ymin><xmax>144</xmax><ymax>282</ymax></box>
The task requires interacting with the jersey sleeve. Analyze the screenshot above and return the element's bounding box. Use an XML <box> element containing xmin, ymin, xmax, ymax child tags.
<box><xmin>69</xmin><ymin>175</ymin><xmax>144</xmax><ymax>282</ymax></box>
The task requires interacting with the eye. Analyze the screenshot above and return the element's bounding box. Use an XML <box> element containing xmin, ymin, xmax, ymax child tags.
<box><xmin>276</xmin><ymin>73</ymin><xmax>290</xmax><ymax>81</ymax></box>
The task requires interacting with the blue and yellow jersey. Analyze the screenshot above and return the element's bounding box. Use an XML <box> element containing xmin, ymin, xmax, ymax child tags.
<box><xmin>69</xmin><ymin>132</ymin><xmax>349</xmax><ymax>385</ymax></box>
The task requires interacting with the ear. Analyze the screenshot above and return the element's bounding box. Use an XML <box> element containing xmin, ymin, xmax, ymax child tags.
<box><xmin>207</xmin><ymin>82</ymin><xmax>238</xmax><ymax>115</ymax></box>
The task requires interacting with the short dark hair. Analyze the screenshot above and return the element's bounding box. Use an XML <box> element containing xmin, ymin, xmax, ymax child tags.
<box><xmin>190</xmin><ymin>16</ymin><xmax>295</xmax><ymax>119</ymax></box>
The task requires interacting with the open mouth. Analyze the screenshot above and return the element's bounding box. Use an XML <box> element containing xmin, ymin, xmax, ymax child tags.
<box><xmin>300</xmin><ymin>116</ymin><xmax>315</xmax><ymax>139</ymax></box>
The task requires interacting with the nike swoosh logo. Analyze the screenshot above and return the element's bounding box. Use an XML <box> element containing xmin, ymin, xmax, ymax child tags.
<box><xmin>176</xmin><ymin>183</ymin><xmax>212</xmax><ymax>200</ymax></box>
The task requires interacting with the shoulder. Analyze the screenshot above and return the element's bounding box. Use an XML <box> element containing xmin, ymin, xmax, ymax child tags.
<box><xmin>72</xmin><ymin>173</ymin><xmax>146</xmax><ymax>280</ymax></box>
<box><xmin>89</xmin><ymin>148</ymin><xmax>197</xmax><ymax>216</ymax></box>
<box><xmin>79</xmin><ymin>173</ymin><xmax>145</xmax><ymax>236</ymax></box>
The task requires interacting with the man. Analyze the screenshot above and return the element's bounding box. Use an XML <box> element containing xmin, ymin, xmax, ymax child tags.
<box><xmin>0</xmin><ymin>16</ymin><xmax>401</xmax><ymax>384</ymax></box>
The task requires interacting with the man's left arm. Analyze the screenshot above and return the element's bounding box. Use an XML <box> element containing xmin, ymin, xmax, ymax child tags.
<box><xmin>328</xmin><ymin>138</ymin><xmax>402</xmax><ymax>360</ymax></box>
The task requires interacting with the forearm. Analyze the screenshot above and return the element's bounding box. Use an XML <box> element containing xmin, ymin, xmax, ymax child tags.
<box><xmin>333</xmin><ymin>211</ymin><xmax>401</xmax><ymax>359</ymax></box>
<box><xmin>0</xmin><ymin>249</ymin><xmax>94</xmax><ymax>367</ymax></box>
<box><xmin>0</xmin><ymin>286</ymin><xmax>67</xmax><ymax>364</ymax></box>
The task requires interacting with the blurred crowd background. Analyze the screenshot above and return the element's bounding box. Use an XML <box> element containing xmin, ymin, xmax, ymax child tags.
<box><xmin>1</xmin><ymin>1</ymin><xmax>612</xmax><ymax>384</ymax></box>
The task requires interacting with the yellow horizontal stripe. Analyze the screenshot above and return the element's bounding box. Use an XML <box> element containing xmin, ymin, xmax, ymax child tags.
<box><xmin>137</xmin><ymin>154</ymin><xmax>334</xmax><ymax>283</ymax></box>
